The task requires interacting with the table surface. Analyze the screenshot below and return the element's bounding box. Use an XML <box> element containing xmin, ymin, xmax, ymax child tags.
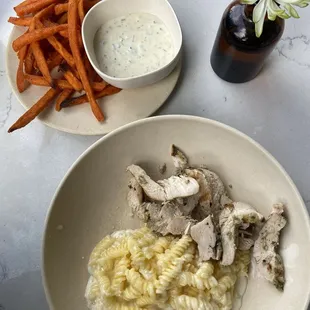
<box><xmin>1</xmin><ymin>0</ymin><xmax>310</xmax><ymax>309</ymax></box>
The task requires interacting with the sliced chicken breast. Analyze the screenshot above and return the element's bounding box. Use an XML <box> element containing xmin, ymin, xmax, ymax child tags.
<box><xmin>185</xmin><ymin>169</ymin><xmax>212</xmax><ymax>220</ymax></box>
<box><xmin>127</xmin><ymin>177</ymin><xmax>143</xmax><ymax>214</ymax></box>
<box><xmin>253</xmin><ymin>203</ymin><xmax>287</xmax><ymax>291</ymax></box>
<box><xmin>199</xmin><ymin>168</ymin><xmax>232</xmax><ymax>216</ymax></box>
<box><xmin>190</xmin><ymin>215</ymin><xmax>217</xmax><ymax>261</ymax></box>
<box><xmin>170</xmin><ymin>144</ymin><xmax>189</xmax><ymax>172</ymax></box>
<box><xmin>127</xmin><ymin>164</ymin><xmax>199</xmax><ymax>202</ymax></box>
<box><xmin>134</xmin><ymin>201</ymin><xmax>195</xmax><ymax>236</ymax></box>
<box><xmin>220</xmin><ymin>202</ymin><xmax>264</xmax><ymax>266</ymax></box>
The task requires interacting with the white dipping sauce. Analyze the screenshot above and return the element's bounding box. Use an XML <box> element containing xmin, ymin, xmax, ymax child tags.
<box><xmin>93</xmin><ymin>13</ymin><xmax>175</xmax><ymax>78</ymax></box>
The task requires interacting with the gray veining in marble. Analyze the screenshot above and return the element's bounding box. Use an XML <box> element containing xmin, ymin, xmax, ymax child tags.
<box><xmin>1</xmin><ymin>0</ymin><xmax>310</xmax><ymax>309</ymax></box>
<box><xmin>0</xmin><ymin>92</ymin><xmax>12</xmax><ymax>128</ymax></box>
<box><xmin>276</xmin><ymin>35</ymin><xmax>310</xmax><ymax>68</ymax></box>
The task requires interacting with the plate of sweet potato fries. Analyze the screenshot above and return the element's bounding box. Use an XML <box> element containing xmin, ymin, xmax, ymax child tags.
<box><xmin>6</xmin><ymin>0</ymin><xmax>181</xmax><ymax>135</ymax></box>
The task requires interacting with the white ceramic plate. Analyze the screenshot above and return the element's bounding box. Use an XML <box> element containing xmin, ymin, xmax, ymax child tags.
<box><xmin>43</xmin><ymin>115</ymin><xmax>310</xmax><ymax>310</ymax></box>
<box><xmin>6</xmin><ymin>26</ymin><xmax>181</xmax><ymax>135</ymax></box>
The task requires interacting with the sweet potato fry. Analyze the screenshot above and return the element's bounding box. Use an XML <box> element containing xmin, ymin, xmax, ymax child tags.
<box><xmin>8</xmin><ymin>17</ymin><xmax>32</xmax><ymax>26</ymax></box>
<box><xmin>77</xmin><ymin>29</ymin><xmax>83</xmax><ymax>49</ymax></box>
<box><xmin>8</xmin><ymin>88</ymin><xmax>60</xmax><ymax>133</ymax></box>
<box><xmin>17</xmin><ymin>49</ymin><xmax>23</xmax><ymax>60</ymax></box>
<box><xmin>54</xmin><ymin>0</ymin><xmax>97</xmax><ymax>17</ymax></box>
<box><xmin>14</xmin><ymin>0</ymin><xmax>39</xmax><ymax>15</ymax></box>
<box><xmin>26</xmin><ymin>42</ymin><xmax>53</xmax><ymax>87</ymax></box>
<box><xmin>92</xmin><ymin>81</ymin><xmax>107</xmax><ymax>92</ymax></box>
<box><xmin>24</xmin><ymin>48</ymin><xmax>34</xmax><ymax>74</ymax></box>
<box><xmin>61</xmin><ymin>85</ymin><xmax>121</xmax><ymax>108</ymax></box>
<box><xmin>70</xmin><ymin>24</ymin><xmax>83</xmax><ymax>49</ymax></box>
<box><xmin>15</xmin><ymin>0</ymin><xmax>59</xmax><ymax>17</ymax></box>
<box><xmin>29</xmin><ymin>19</ymin><xmax>53</xmax><ymax>86</ymax></box>
<box><xmin>57</xmin><ymin>13</ymin><xmax>68</xmax><ymax>24</ymax></box>
<box><xmin>83</xmin><ymin>53</ymin><xmax>96</xmax><ymax>81</ymax></box>
<box><xmin>16</xmin><ymin>45</ymin><xmax>29</xmax><ymax>93</ymax></box>
<box><xmin>33</xmin><ymin>3</ymin><xmax>56</xmax><ymax>20</ymax></box>
<box><xmin>59</xmin><ymin>64</ymin><xmax>82</xmax><ymax>91</ymax></box>
<box><xmin>55</xmin><ymin>89</ymin><xmax>74</xmax><ymax>111</ymax></box>
<box><xmin>12</xmin><ymin>24</ymin><xmax>68</xmax><ymax>52</ymax></box>
<box><xmin>43</xmin><ymin>19</ymin><xmax>59</xmax><ymax>27</ymax></box>
<box><xmin>59</xmin><ymin>29</ymin><xmax>69</xmax><ymax>38</ymax></box>
<box><xmin>24</xmin><ymin>74</ymin><xmax>48</xmax><ymax>86</ymax></box>
<box><xmin>25</xmin><ymin>74</ymin><xmax>107</xmax><ymax>93</ymax></box>
<box><xmin>45</xmin><ymin>37</ymin><xmax>74</xmax><ymax>67</ymax></box>
<box><xmin>78</xmin><ymin>0</ymin><xmax>85</xmax><ymax>23</ymax></box>
<box><xmin>47</xmin><ymin>52</ymin><xmax>64</xmax><ymax>70</ymax></box>
<box><xmin>24</xmin><ymin>74</ymin><xmax>72</xmax><ymax>89</ymax></box>
<box><xmin>42</xmin><ymin>19</ymin><xmax>68</xmax><ymax>38</ymax></box>
<box><xmin>55</xmin><ymin>3</ymin><xmax>68</xmax><ymax>15</ymax></box>
<box><xmin>36</xmin><ymin>20</ymin><xmax>75</xmax><ymax>68</ymax></box>
<box><xmin>68</xmin><ymin>0</ymin><xmax>104</xmax><ymax>121</ymax></box>
<box><xmin>56</xmin><ymin>80</ymin><xmax>77</xmax><ymax>89</ymax></box>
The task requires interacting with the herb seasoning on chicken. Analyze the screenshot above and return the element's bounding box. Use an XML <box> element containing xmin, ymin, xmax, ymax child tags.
<box><xmin>253</xmin><ymin>203</ymin><xmax>287</xmax><ymax>291</ymax></box>
<box><xmin>126</xmin><ymin>144</ymin><xmax>288</xmax><ymax>292</ymax></box>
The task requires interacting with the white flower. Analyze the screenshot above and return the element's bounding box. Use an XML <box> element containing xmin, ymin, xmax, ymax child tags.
<box><xmin>241</xmin><ymin>0</ymin><xmax>309</xmax><ymax>37</ymax></box>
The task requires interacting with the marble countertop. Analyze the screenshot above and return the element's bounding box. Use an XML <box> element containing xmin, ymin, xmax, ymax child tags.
<box><xmin>1</xmin><ymin>0</ymin><xmax>310</xmax><ymax>309</ymax></box>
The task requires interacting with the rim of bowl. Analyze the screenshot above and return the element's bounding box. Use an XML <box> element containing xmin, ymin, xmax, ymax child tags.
<box><xmin>42</xmin><ymin>115</ymin><xmax>310</xmax><ymax>310</ymax></box>
<box><xmin>81</xmin><ymin>0</ymin><xmax>183</xmax><ymax>82</ymax></box>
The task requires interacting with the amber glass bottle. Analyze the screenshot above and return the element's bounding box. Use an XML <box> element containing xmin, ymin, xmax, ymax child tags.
<box><xmin>210</xmin><ymin>1</ymin><xmax>285</xmax><ymax>83</ymax></box>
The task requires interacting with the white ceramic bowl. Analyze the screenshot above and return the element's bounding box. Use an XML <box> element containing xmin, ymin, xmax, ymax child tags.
<box><xmin>43</xmin><ymin>115</ymin><xmax>310</xmax><ymax>310</ymax></box>
<box><xmin>82</xmin><ymin>0</ymin><xmax>182</xmax><ymax>89</ymax></box>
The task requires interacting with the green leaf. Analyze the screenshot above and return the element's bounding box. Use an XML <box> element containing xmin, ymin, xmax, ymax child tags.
<box><xmin>255</xmin><ymin>6</ymin><xmax>267</xmax><ymax>37</ymax></box>
<box><xmin>285</xmin><ymin>3</ymin><xmax>300</xmax><ymax>17</ymax></box>
<box><xmin>268</xmin><ymin>0</ymin><xmax>285</xmax><ymax>14</ymax></box>
<box><xmin>250</xmin><ymin>0</ymin><xmax>306</xmax><ymax>36</ymax></box>
<box><xmin>294</xmin><ymin>1</ymin><xmax>308</xmax><ymax>7</ymax></box>
<box><xmin>241</xmin><ymin>0</ymin><xmax>257</xmax><ymax>4</ymax></box>
<box><xmin>267</xmin><ymin>7</ymin><xmax>277</xmax><ymax>19</ymax></box>
<box><xmin>253</xmin><ymin>0</ymin><xmax>267</xmax><ymax>22</ymax></box>
<box><xmin>278</xmin><ymin>10</ymin><xmax>291</xmax><ymax>18</ymax></box>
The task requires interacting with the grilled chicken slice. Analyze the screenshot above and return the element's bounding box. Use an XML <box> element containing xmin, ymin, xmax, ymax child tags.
<box><xmin>220</xmin><ymin>202</ymin><xmax>264</xmax><ymax>266</ymax></box>
<box><xmin>253</xmin><ymin>203</ymin><xmax>287</xmax><ymax>291</ymax></box>
<box><xmin>127</xmin><ymin>164</ymin><xmax>199</xmax><ymax>202</ymax></box>
<box><xmin>127</xmin><ymin>178</ymin><xmax>144</xmax><ymax>214</ymax></box>
<box><xmin>199</xmin><ymin>168</ymin><xmax>232</xmax><ymax>216</ymax></box>
<box><xmin>167</xmin><ymin>217</ymin><xmax>195</xmax><ymax>236</ymax></box>
<box><xmin>190</xmin><ymin>215</ymin><xmax>218</xmax><ymax>261</ymax></box>
<box><xmin>134</xmin><ymin>201</ymin><xmax>195</xmax><ymax>236</ymax></box>
<box><xmin>171</xmin><ymin>144</ymin><xmax>189</xmax><ymax>172</ymax></box>
<box><xmin>185</xmin><ymin>168</ymin><xmax>232</xmax><ymax>260</ymax></box>
<box><xmin>175</xmin><ymin>195</ymin><xmax>200</xmax><ymax>216</ymax></box>
<box><xmin>185</xmin><ymin>169</ymin><xmax>212</xmax><ymax>219</ymax></box>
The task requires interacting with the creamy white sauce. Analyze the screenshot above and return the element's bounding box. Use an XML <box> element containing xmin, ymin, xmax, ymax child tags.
<box><xmin>93</xmin><ymin>13</ymin><xmax>175</xmax><ymax>78</ymax></box>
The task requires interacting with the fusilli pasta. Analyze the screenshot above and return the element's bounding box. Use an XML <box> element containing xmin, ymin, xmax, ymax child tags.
<box><xmin>85</xmin><ymin>227</ymin><xmax>251</xmax><ymax>310</ymax></box>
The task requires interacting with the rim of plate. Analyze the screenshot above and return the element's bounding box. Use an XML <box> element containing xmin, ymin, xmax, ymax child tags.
<box><xmin>6</xmin><ymin>27</ymin><xmax>181</xmax><ymax>135</ymax></box>
<box><xmin>41</xmin><ymin>115</ymin><xmax>310</xmax><ymax>309</ymax></box>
